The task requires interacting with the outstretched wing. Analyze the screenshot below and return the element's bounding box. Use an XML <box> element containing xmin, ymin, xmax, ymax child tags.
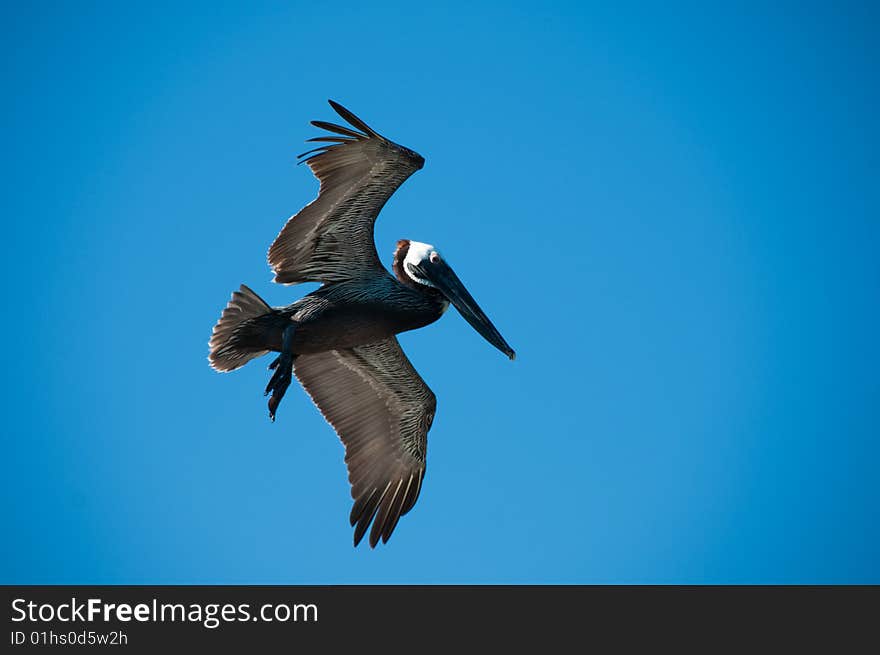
<box><xmin>268</xmin><ymin>100</ymin><xmax>425</xmax><ymax>285</ymax></box>
<box><xmin>293</xmin><ymin>337</ymin><xmax>435</xmax><ymax>547</ymax></box>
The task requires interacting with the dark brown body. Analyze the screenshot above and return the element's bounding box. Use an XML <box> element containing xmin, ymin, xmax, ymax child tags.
<box><xmin>259</xmin><ymin>273</ymin><xmax>448</xmax><ymax>355</ymax></box>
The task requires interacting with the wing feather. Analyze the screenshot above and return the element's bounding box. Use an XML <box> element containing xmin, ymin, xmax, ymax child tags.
<box><xmin>293</xmin><ymin>337</ymin><xmax>435</xmax><ymax>547</ymax></box>
<box><xmin>268</xmin><ymin>100</ymin><xmax>425</xmax><ymax>285</ymax></box>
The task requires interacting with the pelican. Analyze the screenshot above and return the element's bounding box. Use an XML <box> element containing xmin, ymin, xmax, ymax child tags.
<box><xmin>208</xmin><ymin>100</ymin><xmax>515</xmax><ymax>547</ymax></box>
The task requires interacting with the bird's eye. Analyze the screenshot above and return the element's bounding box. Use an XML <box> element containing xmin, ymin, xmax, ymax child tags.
<box><xmin>430</xmin><ymin>252</ymin><xmax>440</xmax><ymax>264</ymax></box>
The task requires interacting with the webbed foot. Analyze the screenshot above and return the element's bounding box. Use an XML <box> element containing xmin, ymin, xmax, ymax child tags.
<box><xmin>265</xmin><ymin>354</ymin><xmax>293</xmax><ymax>421</ymax></box>
<box><xmin>264</xmin><ymin>323</ymin><xmax>296</xmax><ymax>422</ymax></box>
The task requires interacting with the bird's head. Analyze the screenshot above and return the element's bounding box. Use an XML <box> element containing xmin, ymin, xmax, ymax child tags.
<box><xmin>393</xmin><ymin>239</ymin><xmax>516</xmax><ymax>361</ymax></box>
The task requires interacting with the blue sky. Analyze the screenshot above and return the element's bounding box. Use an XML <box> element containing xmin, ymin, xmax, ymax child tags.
<box><xmin>2</xmin><ymin>1</ymin><xmax>877</xmax><ymax>583</ymax></box>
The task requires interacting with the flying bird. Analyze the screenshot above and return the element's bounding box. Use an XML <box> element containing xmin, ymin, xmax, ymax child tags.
<box><xmin>208</xmin><ymin>100</ymin><xmax>515</xmax><ymax>547</ymax></box>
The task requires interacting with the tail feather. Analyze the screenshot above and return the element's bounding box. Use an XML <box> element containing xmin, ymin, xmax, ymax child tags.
<box><xmin>209</xmin><ymin>284</ymin><xmax>274</xmax><ymax>372</ymax></box>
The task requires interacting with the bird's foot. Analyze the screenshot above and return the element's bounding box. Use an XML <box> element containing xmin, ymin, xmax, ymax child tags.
<box><xmin>265</xmin><ymin>353</ymin><xmax>293</xmax><ymax>422</ymax></box>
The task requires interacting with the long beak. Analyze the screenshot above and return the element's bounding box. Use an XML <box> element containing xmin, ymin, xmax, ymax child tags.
<box><xmin>419</xmin><ymin>260</ymin><xmax>516</xmax><ymax>360</ymax></box>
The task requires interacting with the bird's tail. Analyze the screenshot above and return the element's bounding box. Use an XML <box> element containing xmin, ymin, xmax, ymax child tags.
<box><xmin>208</xmin><ymin>284</ymin><xmax>276</xmax><ymax>372</ymax></box>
